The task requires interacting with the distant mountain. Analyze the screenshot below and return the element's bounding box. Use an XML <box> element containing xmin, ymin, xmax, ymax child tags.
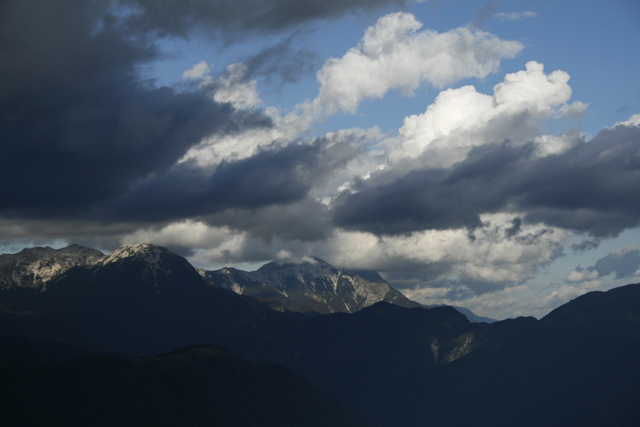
<box><xmin>540</xmin><ymin>282</ymin><xmax>640</xmax><ymax>337</ymax></box>
<box><xmin>0</xmin><ymin>342</ymin><xmax>367</xmax><ymax>427</ymax></box>
<box><xmin>0</xmin><ymin>244</ymin><xmax>103</xmax><ymax>289</ymax></box>
<box><xmin>428</xmin><ymin>304</ymin><xmax>497</xmax><ymax>323</ymax></box>
<box><xmin>451</xmin><ymin>305</ymin><xmax>497</xmax><ymax>323</ymax></box>
<box><xmin>0</xmin><ymin>243</ymin><xmax>291</xmax><ymax>355</ymax></box>
<box><xmin>242</xmin><ymin>287</ymin><xmax>640</xmax><ymax>427</ymax></box>
<box><xmin>200</xmin><ymin>257</ymin><xmax>421</xmax><ymax>314</ymax></box>
<box><xmin>1</xmin><ymin>244</ymin><xmax>639</xmax><ymax>427</ymax></box>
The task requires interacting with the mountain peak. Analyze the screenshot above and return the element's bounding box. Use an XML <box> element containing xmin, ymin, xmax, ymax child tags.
<box><xmin>202</xmin><ymin>256</ymin><xmax>420</xmax><ymax>315</ymax></box>
<box><xmin>98</xmin><ymin>244</ymin><xmax>168</xmax><ymax>266</ymax></box>
<box><xmin>0</xmin><ymin>244</ymin><xmax>104</xmax><ymax>289</ymax></box>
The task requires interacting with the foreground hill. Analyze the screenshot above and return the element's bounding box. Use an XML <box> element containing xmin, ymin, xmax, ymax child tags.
<box><xmin>0</xmin><ymin>343</ymin><xmax>366</xmax><ymax>427</ymax></box>
<box><xmin>200</xmin><ymin>257</ymin><xmax>421</xmax><ymax>314</ymax></box>
<box><xmin>540</xmin><ymin>283</ymin><xmax>640</xmax><ymax>337</ymax></box>
<box><xmin>239</xmin><ymin>289</ymin><xmax>640</xmax><ymax>427</ymax></box>
<box><xmin>0</xmin><ymin>244</ymin><xmax>292</xmax><ymax>355</ymax></box>
<box><xmin>0</xmin><ymin>244</ymin><xmax>638</xmax><ymax>426</ymax></box>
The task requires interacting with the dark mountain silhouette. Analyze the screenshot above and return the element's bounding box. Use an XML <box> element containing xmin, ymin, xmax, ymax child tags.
<box><xmin>0</xmin><ymin>342</ymin><xmax>366</xmax><ymax>427</ymax></box>
<box><xmin>241</xmin><ymin>285</ymin><xmax>640</xmax><ymax>427</ymax></box>
<box><xmin>0</xmin><ymin>244</ymin><xmax>293</xmax><ymax>355</ymax></box>
<box><xmin>540</xmin><ymin>282</ymin><xmax>640</xmax><ymax>337</ymax></box>
<box><xmin>0</xmin><ymin>243</ymin><xmax>638</xmax><ymax>427</ymax></box>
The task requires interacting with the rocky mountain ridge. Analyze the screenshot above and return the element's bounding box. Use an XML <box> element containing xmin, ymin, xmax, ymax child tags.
<box><xmin>0</xmin><ymin>241</ymin><xmax>639</xmax><ymax>427</ymax></box>
<box><xmin>0</xmin><ymin>243</ymin><xmax>493</xmax><ymax>322</ymax></box>
<box><xmin>200</xmin><ymin>256</ymin><xmax>422</xmax><ymax>315</ymax></box>
<box><xmin>0</xmin><ymin>244</ymin><xmax>104</xmax><ymax>289</ymax></box>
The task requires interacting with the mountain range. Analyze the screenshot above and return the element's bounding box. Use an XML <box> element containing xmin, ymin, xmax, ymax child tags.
<box><xmin>1</xmin><ymin>243</ymin><xmax>638</xmax><ymax>427</ymax></box>
<box><xmin>199</xmin><ymin>256</ymin><xmax>421</xmax><ymax>314</ymax></box>
<box><xmin>0</xmin><ymin>244</ymin><xmax>103</xmax><ymax>289</ymax></box>
<box><xmin>0</xmin><ymin>243</ymin><xmax>483</xmax><ymax>320</ymax></box>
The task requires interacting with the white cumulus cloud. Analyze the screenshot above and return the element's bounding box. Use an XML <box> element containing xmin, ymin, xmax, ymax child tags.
<box><xmin>179</xmin><ymin>104</ymin><xmax>313</xmax><ymax>168</ymax></box>
<box><xmin>317</xmin><ymin>212</ymin><xmax>569</xmax><ymax>289</ymax></box>
<box><xmin>213</xmin><ymin>63</ymin><xmax>261</xmax><ymax>109</ymax></box>
<box><xmin>615</xmin><ymin>113</ymin><xmax>640</xmax><ymax>128</ymax></box>
<box><xmin>315</xmin><ymin>12</ymin><xmax>523</xmax><ymax>115</ymax></box>
<box><xmin>182</xmin><ymin>60</ymin><xmax>212</xmax><ymax>83</ymax></box>
<box><xmin>183</xmin><ymin>61</ymin><xmax>260</xmax><ymax>109</ymax></box>
<box><xmin>565</xmin><ymin>268</ymin><xmax>600</xmax><ymax>283</ymax></box>
<box><xmin>392</xmin><ymin>61</ymin><xmax>585</xmax><ymax>167</ymax></box>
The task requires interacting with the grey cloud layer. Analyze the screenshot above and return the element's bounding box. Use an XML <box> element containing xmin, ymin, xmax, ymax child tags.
<box><xmin>243</xmin><ymin>34</ymin><xmax>320</xmax><ymax>85</ymax></box>
<box><xmin>333</xmin><ymin>124</ymin><xmax>640</xmax><ymax>238</ymax></box>
<box><xmin>1</xmin><ymin>0</ymin><xmax>375</xmax><ymax>225</ymax></box>
<box><xmin>120</xmin><ymin>0</ymin><xmax>409</xmax><ymax>38</ymax></box>
<box><xmin>0</xmin><ymin>0</ymin><xmax>272</xmax><ymax>219</ymax></box>
<box><xmin>108</xmin><ymin>138</ymin><xmax>359</xmax><ymax>223</ymax></box>
<box><xmin>570</xmin><ymin>246</ymin><xmax>640</xmax><ymax>283</ymax></box>
<box><xmin>591</xmin><ymin>248</ymin><xmax>640</xmax><ymax>280</ymax></box>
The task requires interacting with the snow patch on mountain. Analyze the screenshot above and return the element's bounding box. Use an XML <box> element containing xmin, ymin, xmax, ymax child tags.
<box><xmin>98</xmin><ymin>243</ymin><xmax>163</xmax><ymax>266</ymax></box>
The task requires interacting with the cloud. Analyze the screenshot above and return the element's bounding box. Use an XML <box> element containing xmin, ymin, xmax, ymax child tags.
<box><xmin>505</xmin><ymin>217</ymin><xmax>522</xmax><ymax>238</ymax></box>
<box><xmin>615</xmin><ymin>113</ymin><xmax>640</xmax><ymax>128</ymax></box>
<box><xmin>242</xmin><ymin>33</ymin><xmax>320</xmax><ymax>85</ymax></box>
<box><xmin>315</xmin><ymin>12</ymin><xmax>523</xmax><ymax>114</ymax></box>
<box><xmin>183</xmin><ymin>60</ymin><xmax>212</xmax><ymax>83</ymax></box>
<box><xmin>471</xmin><ymin>1</ymin><xmax>499</xmax><ymax>28</ymax></box>
<box><xmin>392</xmin><ymin>61</ymin><xmax>583</xmax><ymax>167</ymax></box>
<box><xmin>121</xmin><ymin>220</ymin><xmax>235</xmax><ymax>251</ymax></box>
<box><xmin>183</xmin><ymin>61</ymin><xmax>262</xmax><ymax>109</ymax></box>
<box><xmin>210</xmin><ymin>63</ymin><xmax>261</xmax><ymax>109</ymax></box>
<box><xmin>520</xmin><ymin>123</ymin><xmax>640</xmax><ymax>237</ymax></box>
<box><xmin>318</xmin><ymin>213</ymin><xmax>568</xmax><ymax>291</ymax></box>
<box><xmin>2</xmin><ymin>0</ymin><xmax>429</xmax><ymax>226</ymax></box>
<box><xmin>180</xmin><ymin>104</ymin><xmax>314</xmax><ymax>168</ymax></box>
<box><xmin>105</xmin><ymin>136</ymin><xmax>359</xmax><ymax>223</ymax></box>
<box><xmin>115</xmin><ymin>209</ymin><xmax>569</xmax><ymax>305</ymax></box>
<box><xmin>333</xmin><ymin>116</ymin><xmax>640</xmax><ymax>238</ymax></box>
<box><xmin>565</xmin><ymin>244</ymin><xmax>640</xmax><ymax>284</ymax></box>
<box><xmin>494</xmin><ymin>11</ymin><xmax>538</xmax><ymax>21</ymax></box>
<box><xmin>2</xmin><ymin>0</ymin><xmax>637</xmax><ymax>322</ymax></box>
<box><xmin>0</xmin><ymin>0</ymin><xmax>275</xmax><ymax>221</ymax></box>
<box><xmin>119</xmin><ymin>0</ymin><xmax>414</xmax><ymax>39</ymax></box>
<box><xmin>592</xmin><ymin>245</ymin><xmax>640</xmax><ymax>279</ymax></box>
<box><xmin>565</xmin><ymin>268</ymin><xmax>599</xmax><ymax>283</ymax></box>
<box><xmin>571</xmin><ymin>239</ymin><xmax>601</xmax><ymax>253</ymax></box>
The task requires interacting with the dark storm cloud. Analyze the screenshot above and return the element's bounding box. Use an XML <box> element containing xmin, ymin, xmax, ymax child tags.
<box><xmin>120</xmin><ymin>0</ymin><xmax>410</xmax><ymax>39</ymax></box>
<box><xmin>204</xmin><ymin>199</ymin><xmax>333</xmax><ymax>243</ymax></box>
<box><xmin>332</xmin><ymin>140</ymin><xmax>532</xmax><ymax>235</ymax></box>
<box><xmin>0</xmin><ymin>0</ymin><xmax>271</xmax><ymax>219</ymax></box>
<box><xmin>106</xmin><ymin>137</ymin><xmax>359</xmax><ymax>223</ymax></box>
<box><xmin>518</xmin><ymin>125</ymin><xmax>640</xmax><ymax>236</ymax></box>
<box><xmin>571</xmin><ymin>239</ymin><xmax>601</xmax><ymax>254</ymax></box>
<box><xmin>333</xmin><ymin>124</ymin><xmax>640</xmax><ymax>237</ymax></box>
<box><xmin>0</xmin><ymin>0</ymin><xmax>407</xmax><ymax>227</ymax></box>
<box><xmin>505</xmin><ymin>217</ymin><xmax>522</xmax><ymax>238</ymax></box>
<box><xmin>591</xmin><ymin>248</ymin><xmax>640</xmax><ymax>280</ymax></box>
<box><xmin>572</xmin><ymin>246</ymin><xmax>640</xmax><ymax>282</ymax></box>
<box><xmin>243</xmin><ymin>34</ymin><xmax>320</xmax><ymax>85</ymax></box>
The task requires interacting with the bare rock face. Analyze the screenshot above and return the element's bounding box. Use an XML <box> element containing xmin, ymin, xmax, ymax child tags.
<box><xmin>200</xmin><ymin>257</ymin><xmax>422</xmax><ymax>315</ymax></box>
<box><xmin>0</xmin><ymin>244</ymin><xmax>104</xmax><ymax>289</ymax></box>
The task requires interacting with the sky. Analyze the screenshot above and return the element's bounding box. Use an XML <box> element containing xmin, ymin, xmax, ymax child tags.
<box><xmin>1</xmin><ymin>0</ymin><xmax>639</xmax><ymax>320</ymax></box>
